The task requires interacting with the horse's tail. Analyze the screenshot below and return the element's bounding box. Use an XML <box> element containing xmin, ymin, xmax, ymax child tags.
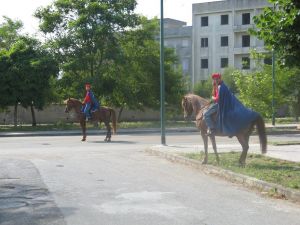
<box><xmin>255</xmin><ymin>115</ymin><xmax>267</xmax><ymax>154</ymax></box>
<box><xmin>109</xmin><ymin>108</ymin><xmax>117</xmax><ymax>134</ymax></box>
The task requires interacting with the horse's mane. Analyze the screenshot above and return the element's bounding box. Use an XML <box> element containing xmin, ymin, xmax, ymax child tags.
<box><xmin>184</xmin><ymin>93</ymin><xmax>209</xmax><ymax>103</ymax></box>
<box><xmin>64</xmin><ymin>98</ymin><xmax>83</xmax><ymax>105</ymax></box>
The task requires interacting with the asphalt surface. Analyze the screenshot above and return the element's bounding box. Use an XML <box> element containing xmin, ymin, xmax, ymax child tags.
<box><xmin>0</xmin><ymin>134</ymin><xmax>300</xmax><ymax>225</ymax></box>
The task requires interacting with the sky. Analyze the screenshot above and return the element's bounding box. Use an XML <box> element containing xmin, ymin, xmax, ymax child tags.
<box><xmin>0</xmin><ymin>0</ymin><xmax>218</xmax><ymax>34</ymax></box>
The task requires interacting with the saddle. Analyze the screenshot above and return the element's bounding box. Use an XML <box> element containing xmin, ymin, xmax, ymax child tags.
<box><xmin>195</xmin><ymin>104</ymin><xmax>218</xmax><ymax>128</ymax></box>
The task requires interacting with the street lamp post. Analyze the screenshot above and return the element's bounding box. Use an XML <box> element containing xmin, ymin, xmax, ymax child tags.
<box><xmin>160</xmin><ymin>0</ymin><xmax>166</xmax><ymax>145</ymax></box>
<box><xmin>272</xmin><ymin>49</ymin><xmax>275</xmax><ymax>126</ymax></box>
<box><xmin>271</xmin><ymin>3</ymin><xmax>276</xmax><ymax>126</ymax></box>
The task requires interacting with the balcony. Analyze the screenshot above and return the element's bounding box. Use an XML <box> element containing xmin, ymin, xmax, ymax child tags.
<box><xmin>233</xmin><ymin>46</ymin><xmax>268</xmax><ymax>54</ymax></box>
<box><xmin>233</xmin><ymin>24</ymin><xmax>255</xmax><ymax>32</ymax></box>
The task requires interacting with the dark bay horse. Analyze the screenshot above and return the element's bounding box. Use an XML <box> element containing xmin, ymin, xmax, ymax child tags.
<box><xmin>64</xmin><ymin>98</ymin><xmax>117</xmax><ymax>142</ymax></box>
<box><xmin>182</xmin><ymin>94</ymin><xmax>267</xmax><ymax>166</ymax></box>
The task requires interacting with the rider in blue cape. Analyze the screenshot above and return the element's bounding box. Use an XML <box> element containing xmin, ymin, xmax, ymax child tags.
<box><xmin>82</xmin><ymin>83</ymin><xmax>100</xmax><ymax>121</ymax></box>
<box><xmin>204</xmin><ymin>73</ymin><xmax>259</xmax><ymax>136</ymax></box>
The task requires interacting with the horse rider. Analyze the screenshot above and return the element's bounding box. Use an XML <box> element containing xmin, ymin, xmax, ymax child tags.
<box><xmin>204</xmin><ymin>73</ymin><xmax>222</xmax><ymax>136</ymax></box>
<box><xmin>82</xmin><ymin>83</ymin><xmax>100</xmax><ymax>121</ymax></box>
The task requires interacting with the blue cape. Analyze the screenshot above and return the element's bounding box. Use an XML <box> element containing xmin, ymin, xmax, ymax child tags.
<box><xmin>89</xmin><ymin>90</ymin><xmax>100</xmax><ymax>110</ymax></box>
<box><xmin>216</xmin><ymin>82</ymin><xmax>258</xmax><ymax>135</ymax></box>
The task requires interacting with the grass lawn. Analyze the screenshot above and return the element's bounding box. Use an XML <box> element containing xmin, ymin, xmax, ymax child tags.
<box><xmin>0</xmin><ymin>120</ymin><xmax>196</xmax><ymax>132</ymax></box>
<box><xmin>184</xmin><ymin>152</ymin><xmax>300</xmax><ymax>190</ymax></box>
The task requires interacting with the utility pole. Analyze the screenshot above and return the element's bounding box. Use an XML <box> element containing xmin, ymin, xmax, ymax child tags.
<box><xmin>272</xmin><ymin>49</ymin><xmax>275</xmax><ymax>126</ymax></box>
<box><xmin>272</xmin><ymin>3</ymin><xmax>276</xmax><ymax>126</ymax></box>
<box><xmin>160</xmin><ymin>0</ymin><xmax>166</xmax><ymax>145</ymax></box>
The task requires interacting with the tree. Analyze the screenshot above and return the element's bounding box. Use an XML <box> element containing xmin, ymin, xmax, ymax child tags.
<box><xmin>111</xmin><ymin>18</ymin><xmax>185</xmax><ymax>119</ymax></box>
<box><xmin>233</xmin><ymin>63</ymin><xmax>299</xmax><ymax>118</ymax></box>
<box><xmin>35</xmin><ymin>0</ymin><xmax>140</xmax><ymax>87</ymax></box>
<box><xmin>0</xmin><ymin>16</ymin><xmax>23</xmax><ymax>50</ymax></box>
<box><xmin>18</xmin><ymin>38</ymin><xmax>59</xmax><ymax>126</ymax></box>
<box><xmin>48</xmin><ymin>15</ymin><xmax>186</xmax><ymax>121</ymax></box>
<box><xmin>0</xmin><ymin>17</ymin><xmax>23</xmax><ymax>114</ymax></box>
<box><xmin>0</xmin><ymin>31</ymin><xmax>58</xmax><ymax>126</ymax></box>
<box><xmin>252</xmin><ymin>0</ymin><xmax>300</xmax><ymax>66</ymax></box>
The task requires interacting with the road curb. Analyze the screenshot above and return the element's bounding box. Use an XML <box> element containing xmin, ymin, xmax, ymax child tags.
<box><xmin>0</xmin><ymin>126</ymin><xmax>299</xmax><ymax>137</ymax></box>
<box><xmin>146</xmin><ymin>146</ymin><xmax>300</xmax><ymax>204</ymax></box>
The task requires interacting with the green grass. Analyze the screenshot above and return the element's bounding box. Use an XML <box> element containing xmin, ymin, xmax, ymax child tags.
<box><xmin>269</xmin><ymin>141</ymin><xmax>300</xmax><ymax>146</ymax></box>
<box><xmin>0</xmin><ymin>120</ymin><xmax>196</xmax><ymax>132</ymax></box>
<box><xmin>265</xmin><ymin>117</ymin><xmax>298</xmax><ymax>124</ymax></box>
<box><xmin>184</xmin><ymin>152</ymin><xmax>300</xmax><ymax>190</ymax></box>
<box><xmin>0</xmin><ymin>119</ymin><xmax>298</xmax><ymax>133</ymax></box>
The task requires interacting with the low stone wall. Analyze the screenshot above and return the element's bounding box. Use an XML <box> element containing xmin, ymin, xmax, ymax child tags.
<box><xmin>0</xmin><ymin>105</ymin><xmax>161</xmax><ymax>125</ymax></box>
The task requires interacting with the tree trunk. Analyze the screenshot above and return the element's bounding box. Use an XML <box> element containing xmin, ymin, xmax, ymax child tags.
<box><xmin>13</xmin><ymin>103</ymin><xmax>18</xmax><ymax>127</ymax></box>
<box><xmin>30</xmin><ymin>104</ymin><xmax>37</xmax><ymax>127</ymax></box>
<box><xmin>118</xmin><ymin>106</ymin><xmax>124</xmax><ymax>123</ymax></box>
<box><xmin>295</xmin><ymin>95</ymin><xmax>300</xmax><ymax>122</ymax></box>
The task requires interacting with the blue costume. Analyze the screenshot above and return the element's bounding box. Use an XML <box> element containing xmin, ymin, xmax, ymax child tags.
<box><xmin>216</xmin><ymin>82</ymin><xmax>259</xmax><ymax>135</ymax></box>
<box><xmin>82</xmin><ymin>90</ymin><xmax>100</xmax><ymax>119</ymax></box>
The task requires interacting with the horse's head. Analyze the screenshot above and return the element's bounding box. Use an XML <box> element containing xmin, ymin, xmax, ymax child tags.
<box><xmin>182</xmin><ymin>96</ymin><xmax>193</xmax><ymax>120</ymax></box>
<box><xmin>64</xmin><ymin>98</ymin><xmax>75</xmax><ymax>113</ymax></box>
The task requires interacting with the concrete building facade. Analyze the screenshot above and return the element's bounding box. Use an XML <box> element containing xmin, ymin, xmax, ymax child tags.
<box><xmin>163</xmin><ymin>19</ymin><xmax>193</xmax><ymax>85</ymax></box>
<box><xmin>192</xmin><ymin>0</ymin><xmax>271</xmax><ymax>83</ymax></box>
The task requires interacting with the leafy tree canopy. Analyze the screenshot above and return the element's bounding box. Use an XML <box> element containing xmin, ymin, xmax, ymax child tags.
<box><xmin>252</xmin><ymin>0</ymin><xmax>300</xmax><ymax>66</ymax></box>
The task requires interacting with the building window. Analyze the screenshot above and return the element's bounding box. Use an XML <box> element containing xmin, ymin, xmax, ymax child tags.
<box><xmin>201</xmin><ymin>59</ymin><xmax>208</xmax><ymax>69</ymax></box>
<box><xmin>242</xmin><ymin>35</ymin><xmax>250</xmax><ymax>47</ymax></box>
<box><xmin>182</xmin><ymin>59</ymin><xmax>189</xmax><ymax>73</ymax></box>
<box><xmin>221</xmin><ymin>58</ymin><xmax>228</xmax><ymax>68</ymax></box>
<box><xmin>264</xmin><ymin>57</ymin><xmax>272</xmax><ymax>65</ymax></box>
<box><xmin>242</xmin><ymin>13</ymin><xmax>251</xmax><ymax>25</ymax></box>
<box><xmin>242</xmin><ymin>57</ymin><xmax>250</xmax><ymax>69</ymax></box>
<box><xmin>221</xmin><ymin>36</ymin><xmax>228</xmax><ymax>47</ymax></box>
<box><xmin>201</xmin><ymin>38</ymin><xmax>208</xmax><ymax>47</ymax></box>
<box><xmin>221</xmin><ymin>15</ymin><xmax>229</xmax><ymax>25</ymax></box>
<box><xmin>201</xmin><ymin>16</ymin><xmax>208</xmax><ymax>26</ymax></box>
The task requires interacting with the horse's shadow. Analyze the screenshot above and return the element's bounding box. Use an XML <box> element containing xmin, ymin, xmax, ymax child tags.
<box><xmin>88</xmin><ymin>140</ymin><xmax>136</xmax><ymax>144</ymax></box>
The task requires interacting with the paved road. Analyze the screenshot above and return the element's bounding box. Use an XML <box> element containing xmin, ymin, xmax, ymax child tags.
<box><xmin>0</xmin><ymin>133</ymin><xmax>300</xmax><ymax>225</ymax></box>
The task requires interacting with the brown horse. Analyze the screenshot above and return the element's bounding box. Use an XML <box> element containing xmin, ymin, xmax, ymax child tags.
<box><xmin>64</xmin><ymin>98</ymin><xmax>117</xmax><ymax>142</ymax></box>
<box><xmin>182</xmin><ymin>94</ymin><xmax>267</xmax><ymax>166</ymax></box>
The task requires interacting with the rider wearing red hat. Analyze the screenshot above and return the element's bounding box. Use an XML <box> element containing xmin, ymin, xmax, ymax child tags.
<box><xmin>82</xmin><ymin>83</ymin><xmax>100</xmax><ymax>121</ymax></box>
<box><xmin>204</xmin><ymin>73</ymin><xmax>222</xmax><ymax>135</ymax></box>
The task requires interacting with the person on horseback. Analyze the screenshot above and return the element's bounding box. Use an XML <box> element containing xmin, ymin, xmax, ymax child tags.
<box><xmin>204</xmin><ymin>73</ymin><xmax>222</xmax><ymax>136</ymax></box>
<box><xmin>82</xmin><ymin>83</ymin><xmax>100</xmax><ymax>121</ymax></box>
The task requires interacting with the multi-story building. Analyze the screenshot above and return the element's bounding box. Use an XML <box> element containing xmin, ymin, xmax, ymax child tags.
<box><xmin>192</xmin><ymin>0</ymin><xmax>272</xmax><ymax>84</ymax></box>
<box><xmin>163</xmin><ymin>19</ymin><xmax>192</xmax><ymax>84</ymax></box>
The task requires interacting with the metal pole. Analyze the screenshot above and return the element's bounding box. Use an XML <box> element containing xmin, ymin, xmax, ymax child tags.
<box><xmin>271</xmin><ymin>3</ymin><xmax>276</xmax><ymax>126</ymax></box>
<box><xmin>160</xmin><ymin>0</ymin><xmax>166</xmax><ymax>145</ymax></box>
<box><xmin>272</xmin><ymin>50</ymin><xmax>275</xmax><ymax>126</ymax></box>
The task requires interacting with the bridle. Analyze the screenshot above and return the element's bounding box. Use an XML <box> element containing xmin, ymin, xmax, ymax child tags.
<box><xmin>182</xmin><ymin>97</ymin><xmax>194</xmax><ymax>119</ymax></box>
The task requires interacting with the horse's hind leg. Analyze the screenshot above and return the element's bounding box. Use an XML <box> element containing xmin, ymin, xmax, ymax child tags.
<box><xmin>209</xmin><ymin>135</ymin><xmax>220</xmax><ymax>164</ymax></box>
<box><xmin>237</xmin><ymin>134</ymin><xmax>249</xmax><ymax>167</ymax></box>
<box><xmin>104</xmin><ymin>121</ymin><xmax>112</xmax><ymax>142</ymax></box>
<box><xmin>80</xmin><ymin>120</ymin><xmax>87</xmax><ymax>142</ymax></box>
<box><xmin>201</xmin><ymin>131</ymin><xmax>209</xmax><ymax>164</ymax></box>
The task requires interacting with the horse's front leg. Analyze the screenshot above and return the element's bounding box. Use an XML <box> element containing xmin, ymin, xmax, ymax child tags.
<box><xmin>201</xmin><ymin>130</ymin><xmax>208</xmax><ymax>164</ymax></box>
<box><xmin>209</xmin><ymin>135</ymin><xmax>220</xmax><ymax>164</ymax></box>
<box><xmin>104</xmin><ymin>121</ymin><xmax>111</xmax><ymax>142</ymax></box>
<box><xmin>80</xmin><ymin>119</ymin><xmax>87</xmax><ymax>141</ymax></box>
<box><xmin>237</xmin><ymin>134</ymin><xmax>249</xmax><ymax>167</ymax></box>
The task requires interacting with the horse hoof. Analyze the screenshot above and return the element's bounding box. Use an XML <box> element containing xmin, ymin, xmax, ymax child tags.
<box><xmin>239</xmin><ymin>162</ymin><xmax>246</xmax><ymax>168</ymax></box>
<box><xmin>81</xmin><ymin>139</ymin><xmax>86</xmax><ymax>142</ymax></box>
<box><xmin>202</xmin><ymin>160</ymin><xmax>208</xmax><ymax>165</ymax></box>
